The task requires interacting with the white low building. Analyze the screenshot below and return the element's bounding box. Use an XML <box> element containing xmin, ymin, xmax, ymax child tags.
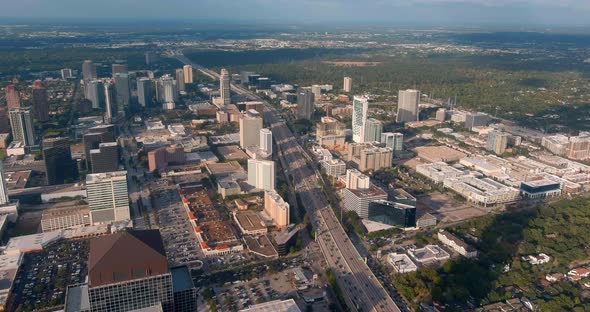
<box><xmin>437</xmin><ymin>230</ymin><xmax>478</xmax><ymax>258</ymax></box>
<box><xmin>387</xmin><ymin>253</ymin><xmax>417</xmax><ymax>273</ymax></box>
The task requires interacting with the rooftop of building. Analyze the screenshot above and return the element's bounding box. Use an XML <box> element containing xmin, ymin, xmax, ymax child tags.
<box><xmin>438</xmin><ymin>230</ymin><xmax>477</xmax><ymax>252</ymax></box>
<box><xmin>217</xmin><ymin>145</ymin><xmax>249</xmax><ymax>161</ymax></box>
<box><xmin>205</xmin><ymin>161</ymin><xmax>245</xmax><ymax>177</ymax></box>
<box><xmin>244</xmin><ymin>235</ymin><xmax>278</xmax><ymax>258</ymax></box>
<box><xmin>235</xmin><ymin>211</ymin><xmax>267</xmax><ymax>233</ymax></box>
<box><xmin>239</xmin><ymin>299</ymin><xmax>301</xmax><ymax>312</ymax></box>
<box><xmin>4</xmin><ymin>170</ymin><xmax>31</xmax><ymax>190</ymax></box>
<box><xmin>85</xmin><ymin>170</ymin><xmax>127</xmax><ymax>183</ymax></box>
<box><xmin>521</xmin><ymin>179</ymin><xmax>561</xmax><ymax>188</ymax></box>
<box><xmin>346</xmin><ymin>184</ymin><xmax>387</xmax><ymax>198</ymax></box>
<box><xmin>170</xmin><ymin>265</ymin><xmax>195</xmax><ymax>293</ymax></box>
<box><xmin>41</xmin><ymin>204</ymin><xmax>89</xmax><ymax>219</ymax></box>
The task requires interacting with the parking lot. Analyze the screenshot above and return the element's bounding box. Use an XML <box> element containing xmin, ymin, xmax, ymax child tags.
<box><xmin>150</xmin><ymin>185</ymin><xmax>203</xmax><ymax>267</ymax></box>
<box><xmin>10</xmin><ymin>239</ymin><xmax>89</xmax><ymax>311</ymax></box>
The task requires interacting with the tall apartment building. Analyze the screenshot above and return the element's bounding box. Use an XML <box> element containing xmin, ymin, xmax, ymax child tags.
<box><xmin>157</xmin><ymin>75</ymin><xmax>178</xmax><ymax>110</ymax></box>
<box><xmin>82</xmin><ymin>60</ymin><xmax>97</xmax><ymax>81</ymax></box>
<box><xmin>316</xmin><ymin>117</ymin><xmax>346</xmax><ymax>149</ymax></box>
<box><xmin>381</xmin><ymin>132</ymin><xmax>403</xmax><ymax>152</ymax></box>
<box><xmin>9</xmin><ymin>107</ymin><xmax>35</xmax><ymax>147</ymax></box>
<box><xmin>260</xmin><ymin>128</ymin><xmax>273</xmax><ymax>155</ymax></box>
<box><xmin>111</xmin><ymin>63</ymin><xmax>128</xmax><ymax>78</ymax></box>
<box><xmin>343</xmin><ymin>77</ymin><xmax>352</xmax><ymax>92</ymax></box>
<box><xmin>175</xmin><ymin>69</ymin><xmax>186</xmax><ymax>92</ymax></box>
<box><xmin>220</xmin><ymin>68</ymin><xmax>231</xmax><ymax>105</ymax></box>
<box><xmin>32</xmin><ymin>80</ymin><xmax>49</xmax><ymax>122</ymax></box>
<box><xmin>364</xmin><ymin>118</ymin><xmax>383</xmax><ymax>143</ymax></box>
<box><xmin>345</xmin><ymin>169</ymin><xmax>370</xmax><ymax>190</ymax></box>
<box><xmin>566</xmin><ymin>134</ymin><xmax>590</xmax><ymax>160</ymax></box>
<box><xmin>352</xmin><ymin>96</ymin><xmax>369</xmax><ymax>143</ymax></box>
<box><xmin>486</xmin><ymin>130</ymin><xmax>509</xmax><ymax>155</ymax></box>
<box><xmin>85</xmin><ymin>171</ymin><xmax>130</xmax><ymax>224</ymax></box>
<box><xmin>296</xmin><ymin>88</ymin><xmax>314</xmax><ymax>120</ymax></box>
<box><xmin>247</xmin><ymin>159</ymin><xmax>275</xmax><ymax>191</ymax></box>
<box><xmin>85</xmin><ymin>80</ymin><xmax>105</xmax><ymax>109</ymax></box>
<box><xmin>396</xmin><ymin>89</ymin><xmax>420</xmax><ymax>123</ymax></box>
<box><xmin>359</xmin><ymin>146</ymin><xmax>393</xmax><ymax>172</ymax></box>
<box><xmin>43</xmin><ymin>137</ymin><xmax>76</xmax><ymax>185</ymax></box>
<box><xmin>239</xmin><ymin>110</ymin><xmax>263</xmax><ymax>149</ymax></box>
<box><xmin>264</xmin><ymin>190</ymin><xmax>290</xmax><ymax>228</ymax></box>
<box><xmin>137</xmin><ymin>78</ymin><xmax>153</xmax><ymax>107</ymax></box>
<box><xmin>183</xmin><ymin>65</ymin><xmax>193</xmax><ymax>83</ymax></box>
<box><xmin>114</xmin><ymin>73</ymin><xmax>130</xmax><ymax>116</ymax></box>
<box><xmin>90</xmin><ymin>142</ymin><xmax>119</xmax><ymax>173</ymax></box>
<box><xmin>5</xmin><ymin>85</ymin><xmax>20</xmax><ymax>110</ymax></box>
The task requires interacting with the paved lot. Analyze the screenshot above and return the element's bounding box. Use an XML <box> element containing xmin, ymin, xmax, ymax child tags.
<box><xmin>418</xmin><ymin>192</ymin><xmax>488</xmax><ymax>223</ymax></box>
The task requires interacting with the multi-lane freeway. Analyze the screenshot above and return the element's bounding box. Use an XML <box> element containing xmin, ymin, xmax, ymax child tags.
<box><xmin>176</xmin><ymin>53</ymin><xmax>402</xmax><ymax>312</ymax></box>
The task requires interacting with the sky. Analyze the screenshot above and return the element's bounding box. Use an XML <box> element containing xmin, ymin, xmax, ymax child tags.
<box><xmin>2</xmin><ymin>0</ymin><xmax>590</xmax><ymax>27</ymax></box>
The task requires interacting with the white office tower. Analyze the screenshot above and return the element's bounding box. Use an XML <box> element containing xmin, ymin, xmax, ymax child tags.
<box><xmin>82</xmin><ymin>60</ymin><xmax>97</xmax><ymax>81</ymax></box>
<box><xmin>183</xmin><ymin>65</ymin><xmax>193</xmax><ymax>83</ymax></box>
<box><xmin>381</xmin><ymin>132</ymin><xmax>403</xmax><ymax>152</ymax></box>
<box><xmin>352</xmin><ymin>96</ymin><xmax>369</xmax><ymax>143</ymax></box>
<box><xmin>220</xmin><ymin>68</ymin><xmax>231</xmax><ymax>105</ymax></box>
<box><xmin>264</xmin><ymin>190</ymin><xmax>290</xmax><ymax>228</ymax></box>
<box><xmin>158</xmin><ymin>75</ymin><xmax>178</xmax><ymax>110</ymax></box>
<box><xmin>248</xmin><ymin>159</ymin><xmax>275</xmax><ymax>191</ymax></box>
<box><xmin>311</xmin><ymin>85</ymin><xmax>322</xmax><ymax>101</ymax></box>
<box><xmin>346</xmin><ymin>169</ymin><xmax>369</xmax><ymax>190</ymax></box>
<box><xmin>9</xmin><ymin>107</ymin><xmax>35</xmax><ymax>147</ymax></box>
<box><xmin>103</xmin><ymin>81</ymin><xmax>115</xmax><ymax>123</ymax></box>
<box><xmin>86</xmin><ymin>171</ymin><xmax>130</xmax><ymax>224</ymax></box>
<box><xmin>396</xmin><ymin>89</ymin><xmax>420</xmax><ymax>123</ymax></box>
<box><xmin>239</xmin><ymin>110</ymin><xmax>263</xmax><ymax>149</ymax></box>
<box><xmin>0</xmin><ymin>161</ymin><xmax>9</xmax><ymax>205</ymax></box>
<box><xmin>175</xmin><ymin>69</ymin><xmax>186</xmax><ymax>92</ymax></box>
<box><xmin>364</xmin><ymin>118</ymin><xmax>383</xmax><ymax>143</ymax></box>
<box><xmin>343</xmin><ymin>77</ymin><xmax>352</xmax><ymax>92</ymax></box>
<box><xmin>86</xmin><ymin>80</ymin><xmax>105</xmax><ymax>109</ymax></box>
<box><xmin>260</xmin><ymin>128</ymin><xmax>273</xmax><ymax>155</ymax></box>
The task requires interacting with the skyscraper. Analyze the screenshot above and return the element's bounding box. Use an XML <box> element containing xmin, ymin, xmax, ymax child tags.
<box><xmin>352</xmin><ymin>96</ymin><xmax>369</xmax><ymax>143</ymax></box>
<box><xmin>260</xmin><ymin>128</ymin><xmax>272</xmax><ymax>155</ymax></box>
<box><xmin>343</xmin><ymin>77</ymin><xmax>352</xmax><ymax>92</ymax></box>
<box><xmin>381</xmin><ymin>132</ymin><xmax>404</xmax><ymax>153</ymax></box>
<box><xmin>364</xmin><ymin>118</ymin><xmax>383</xmax><ymax>143</ymax></box>
<box><xmin>90</xmin><ymin>142</ymin><xmax>119</xmax><ymax>173</ymax></box>
<box><xmin>487</xmin><ymin>130</ymin><xmax>509</xmax><ymax>155</ymax></box>
<box><xmin>296</xmin><ymin>88</ymin><xmax>314</xmax><ymax>120</ymax></box>
<box><xmin>183</xmin><ymin>65</ymin><xmax>193</xmax><ymax>83</ymax></box>
<box><xmin>248</xmin><ymin>159</ymin><xmax>275</xmax><ymax>191</ymax></box>
<box><xmin>157</xmin><ymin>75</ymin><xmax>178</xmax><ymax>110</ymax></box>
<box><xmin>43</xmin><ymin>137</ymin><xmax>76</xmax><ymax>185</ymax></box>
<box><xmin>239</xmin><ymin>110</ymin><xmax>263</xmax><ymax>149</ymax></box>
<box><xmin>9</xmin><ymin>107</ymin><xmax>35</xmax><ymax>147</ymax></box>
<box><xmin>104</xmin><ymin>81</ymin><xmax>116</xmax><ymax>123</ymax></box>
<box><xmin>396</xmin><ymin>89</ymin><xmax>420</xmax><ymax>123</ymax></box>
<box><xmin>264</xmin><ymin>190</ymin><xmax>289</xmax><ymax>228</ymax></box>
<box><xmin>114</xmin><ymin>73</ymin><xmax>130</xmax><ymax>116</ymax></box>
<box><xmin>220</xmin><ymin>68</ymin><xmax>231</xmax><ymax>105</ymax></box>
<box><xmin>0</xmin><ymin>161</ymin><xmax>9</xmax><ymax>206</ymax></box>
<box><xmin>85</xmin><ymin>80</ymin><xmax>105</xmax><ymax>109</ymax></box>
<box><xmin>111</xmin><ymin>63</ymin><xmax>128</xmax><ymax>78</ymax></box>
<box><xmin>84</xmin><ymin>124</ymin><xmax>116</xmax><ymax>169</ymax></box>
<box><xmin>32</xmin><ymin>80</ymin><xmax>49</xmax><ymax>122</ymax></box>
<box><xmin>5</xmin><ymin>85</ymin><xmax>20</xmax><ymax>110</ymax></box>
<box><xmin>85</xmin><ymin>171</ymin><xmax>130</xmax><ymax>224</ymax></box>
<box><xmin>82</xmin><ymin>60</ymin><xmax>97</xmax><ymax>81</ymax></box>
<box><xmin>137</xmin><ymin>78</ymin><xmax>153</xmax><ymax>107</ymax></box>
<box><xmin>175</xmin><ymin>69</ymin><xmax>186</xmax><ymax>92</ymax></box>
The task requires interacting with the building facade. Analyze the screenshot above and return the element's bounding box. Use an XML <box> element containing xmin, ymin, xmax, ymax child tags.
<box><xmin>396</xmin><ymin>89</ymin><xmax>420</xmax><ymax>123</ymax></box>
<box><xmin>367</xmin><ymin>200</ymin><xmax>416</xmax><ymax>228</ymax></box>
<box><xmin>239</xmin><ymin>110</ymin><xmax>263</xmax><ymax>149</ymax></box>
<box><xmin>264</xmin><ymin>190</ymin><xmax>290</xmax><ymax>228</ymax></box>
<box><xmin>364</xmin><ymin>118</ymin><xmax>383</xmax><ymax>143</ymax></box>
<box><xmin>296</xmin><ymin>88</ymin><xmax>314</xmax><ymax>120</ymax></box>
<box><xmin>352</xmin><ymin>96</ymin><xmax>369</xmax><ymax>143</ymax></box>
<box><xmin>220</xmin><ymin>68</ymin><xmax>231</xmax><ymax>105</ymax></box>
<box><xmin>9</xmin><ymin>107</ymin><xmax>35</xmax><ymax>147</ymax></box>
<box><xmin>343</xmin><ymin>77</ymin><xmax>352</xmax><ymax>92</ymax></box>
<box><xmin>248</xmin><ymin>159</ymin><xmax>275</xmax><ymax>191</ymax></box>
<box><xmin>86</xmin><ymin>171</ymin><xmax>130</xmax><ymax>224</ymax></box>
<box><xmin>32</xmin><ymin>80</ymin><xmax>49</xmax><ymax>122</ymax></box>
<box><xmin>316</xmin><ymin>117</ymin><xmax>346</xmax><ymax>149</ymax></box>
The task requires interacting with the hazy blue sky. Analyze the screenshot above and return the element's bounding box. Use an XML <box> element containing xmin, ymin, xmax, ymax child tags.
<box><xmin>2</xmin><ymin>0</ymin><xmax>590</xmax><ymax>26</ymax></box>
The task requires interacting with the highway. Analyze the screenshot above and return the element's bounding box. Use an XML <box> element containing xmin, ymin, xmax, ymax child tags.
<box><xmin>176</xmin><ymin>53</ymin><xmax>401</xmax><ymax>312</ymax></box>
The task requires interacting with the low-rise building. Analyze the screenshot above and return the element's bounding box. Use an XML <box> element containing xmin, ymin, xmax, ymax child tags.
<box><xmin>416</xmin><ymin>162</ymin><xmax>467</xmax><ymax>184</ymax></box>
<box><xmin>41</xmin><ymin>205</ymin><xmax>90</xmax><ymax>232</ymax></box>
<box><xmin>342</xmin><ymin>184</ymin><xmax>387</xmax><ymax>218</ymax></box>
<box><xmin>407</xmin><ymin>245</ymin><xmax>450</xmax><ymax>264</ymax></box>
<box><xmin>443</xmin><ymin>175</ymin><xmax>520</xmax><ymax>206</ymax></box>
<box><xmin>387</xmin><ymin>253</ymin><xmax>417</xmax><ymax>273</ymax></box>
<box><xmin>437</xmin><ymin>230</ymin><xmax>478</xmax><ymax>258</ymax></box>
<box><xmin>320</xmin><ymin>159</ymin><xmax>346</xmax><ymax>177</ymax></box>
<box><xmin>520</xmin><ymin>179</ymin><xmax>561</xmax><ymax>199</ymax></box>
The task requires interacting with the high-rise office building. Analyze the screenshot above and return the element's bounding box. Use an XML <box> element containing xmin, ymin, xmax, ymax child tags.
<box><xmin>43</xmin><ymin>137</ymin><xmax>77</xmax><ymax>185</ymax></box>
<box><xmin>111</xmin><ymin>63</ymin><xmax>128</xmax><ymax>78</ymax></box>
<box><xmin>464</xmin><ymin>112</ymin><xmax>489</xmax><ymax>130</ymax></box>
<box><xmin>396</xmin><ymin>89</ymin><xmax>420</xmax><ymax>123</ymax></box>
<box><xmin>352</xmin><ymin>96</ymin><xmax>369</xmax><ymax>143</ymax></box>
<box><xmin>137</xmin><ymin>78</ymin><xmax>153</xmax><ymax>107</ymax></box>
<box><xmin>316</xmin><ymin>117</ymin><xmax>346</xmax><ymax>149</ymax></box>
<box><xmin>345</xmin><ymin>169</ymin><xmax>370</xmax><ymax>190</ymax></box>
<box><xmin>9</xmin><ymin>107</ymin><xmax>35</xmax><ymax>147</ymax></box>
<box><xmin>248</xmin><ymin>159</ymin><xmax>275</xmax><ymax>191</ymax></box>
<box><xmin>90</xmin><ymin>142</ymin><xmax>119</xmax><ymax>173</ymax></box>
<box><xmin>368</xmin><ymin>200</ymin><xmax>416</xmax><ymax>228</ymax></box>
<box><xmin>264</xmin><ymin>190</ymin><xmax>289</xmax><ymax>228</ymax></box>
<box><xmin>104</xmin><ymin>81</ymin><xmax>116</xmax><ymax>123</ymax></box>
<box><xmin>220</xmin><ymin>68</ymin><xmax>231</xmax><ymax>105</ymax></box>
<box><xmin>183</xmin><ymin>65</ymin><xmax>193</xmax><ymax>83</ymax></box>
<box><xmin>32</xmin><ymin>80</ymin><xmax>49</xmax><ymax>122</ymax></box>
<box><xmin>86</xmin><ymin>171</ymin><xmax>130</xmax><ymax>224</ymax></box>
<box><xmin>83</xmin><ymin>124</ymin><xmax>116</xmax><ymax>169</ymax></box>
<box><xmin>0</xmin><ymin>161</ymin><xmax>9</xmax><ymax>206</ymax></box>
<box><xmin>175</xmin><ymin>69</ymin><xmax>186</xmax><ymax>92</ymax></box>
<box><xmin>114</xmin><ymin>73</ymin><xmax>130</xmax><ymax>116</ymax></box>
<box><xmin>381</xmin><ymin>132</ymin><xmax>403</xmax><ymax>153</ymax></box>
<box><xmin>82</xmin><ymin>60</ymin><xmax>97</xmax><ymax>81</ymax></box>
<box><xmin>260</xmin><ymin>128</ymin><xmax>272</xmax><ymax>155</ymax></box>
<box><xmin>296</xmin><ymin>88</ymin><xmax>314</xmax><ymax>120</ymax></box>
<box><xmin>157</xmin><ymin>75</ymin><xmax>178</xmax><ymax>110</ymax></box>
<box><xmin>364</xmin><ymin>118</ymin><xmax>383</xmax><ymax>143</ymax></box>
<box><xmin>85</xmin><ymin>80</ymin><xmax>105</xmax><ymax>109</ymax></box>
<box><xmin>61</xmin><ymin>68</ymin><xmax>73</xmax><ymax>80</ymax></box>
<box><xmin>343</xmin><ymin>77</ymin><xmax>352</xmax><ymax>92</ymax></box>
<box><xmin>487</xmin><ymin>130</ymin><xmax>509</xmax><ymax>155</ymax></box>
<box><xmin>5</xmin><ymin>85</ymin><xmax>20</xmax><ymax>110</ymax></box>
<box><xmin>239</xmin><ymin>110</ymin><xmax>263</xmax><ymax>149</ymax></box>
